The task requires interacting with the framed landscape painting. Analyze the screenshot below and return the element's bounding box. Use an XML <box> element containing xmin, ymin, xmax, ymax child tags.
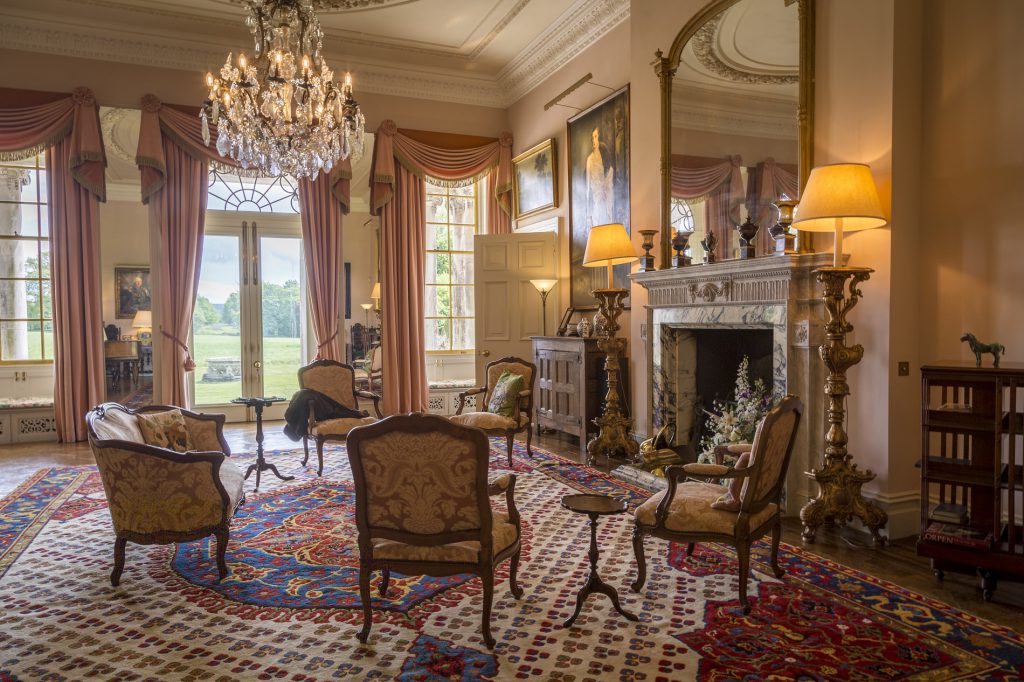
<box><xmin>513</xmin><ymin>138</ymin><xmax>557</xmax><ymax>220</ymax></box>
<box><xmin>115</xmin><ymin>266</ymin><xmax>151</xmax><ymax>319</ymax></box>
<box><xmin>567</xmin><ymin>85</ymin><xmax>630</xmax><ymax>310</ymax></box>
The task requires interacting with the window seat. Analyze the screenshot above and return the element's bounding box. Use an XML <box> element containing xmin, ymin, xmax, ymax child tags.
<box><xmin>427</xmin><ymin>379</ymin><xmax>478</xmax><ymax>416</ymax></box>
<box><xmin>0</xmin><ymin>396</ymin><xmax>57</xmax><ymax>443</ymax></box>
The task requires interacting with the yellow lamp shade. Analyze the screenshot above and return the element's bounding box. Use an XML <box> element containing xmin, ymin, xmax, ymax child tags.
<box><xmin>360</xmin><ymin>303</ymin><xmax>373</xmax><ymax>311</ymax></box>
<box><xmin>530</xmin><ymin>279</ymin><xmax>558</xmax><ymax>294</ymax></box>
<box><xmin>791</xmin><ymin>163</ymin><xmax>887</xmax><ymax>232</ymax></box>
<box><xmin>583</xmin><ymin>223</ymin><xmax>638</xmax><ymax>267</ymax></box>
<box><xmin>132</xmin><ymin>310</ymin><xmax>152</xmax><ymax>329</ymax></box>
<box><xmin>370</xmin><ymin>282</ymin><xmax>381</xmax><ymax>299</ymax></box>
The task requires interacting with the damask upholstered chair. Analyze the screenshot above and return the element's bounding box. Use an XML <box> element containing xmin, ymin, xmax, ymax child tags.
<box><xmin>450</xmin><ymin>356</ymin><xmax>536</xmax><ymax>466</ymax></box>
<box><xmin>346</xmin><ymin>413</ymin><xmax>524</xmax><ymax>648</ymax></box>
<box><xmin>354</xmin><ymin>344</ymin><xmax>383</xmax><ymax>394</ymax></box>
<box><xmin>631</xmin><ymin>396</ymin><xmax>803</xmax><ymax>614</ymax></box>
<box><xmin>85</xmin><ymin>403</ymin><xmax>245</xmax><ymax>586</ymax></box>
<box><xmin>297</xmin><ymin>359</ymin><xmax>383</xmax><ymax>476</ymax></box>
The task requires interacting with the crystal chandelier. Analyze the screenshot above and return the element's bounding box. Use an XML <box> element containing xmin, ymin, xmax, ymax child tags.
<box><xmin>201</xmin><ymin>0</ymin><xmax>365</xmax><ymax>178</ymax></box>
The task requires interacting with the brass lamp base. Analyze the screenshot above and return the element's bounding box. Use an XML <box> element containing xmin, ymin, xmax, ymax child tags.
<box><xmin>586</xmin><ymin>288</ymin><xmax>640</xmax><ymax>465</ymax></box>
<box><xmin>799</xmin><ymin>267</ymin><xmax>888</xmax><ymax>546</ymax></box>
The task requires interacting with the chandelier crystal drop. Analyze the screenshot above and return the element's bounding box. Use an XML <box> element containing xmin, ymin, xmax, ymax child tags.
<box><xmin>201</xmin><ymin>0</ymin><xmax>365</xmax><ymax>178</ymax></box>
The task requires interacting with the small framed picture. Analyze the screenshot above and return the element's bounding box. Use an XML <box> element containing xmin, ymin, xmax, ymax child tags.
<box><xmin>512</xmin><ymin>138</ymin><xmax>557</xmax><ymax>220</ymax></box>
<box><xmin>114</xmin><ymin>266</ymin><xmax>151</xmax><ymax>319</ymax></box>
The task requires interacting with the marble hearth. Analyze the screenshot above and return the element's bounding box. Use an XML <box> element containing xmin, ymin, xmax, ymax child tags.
<box><xmin>632</xmin><ymin>253</ymin><xmax>834</xmax><ymax>514</ymax></box>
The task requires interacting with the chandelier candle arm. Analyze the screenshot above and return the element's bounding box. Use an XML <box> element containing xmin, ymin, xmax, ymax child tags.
<box><xmin>201</xmin><ymin>0</ymin><xmax>365</xmax><ymax>178</ymax></box>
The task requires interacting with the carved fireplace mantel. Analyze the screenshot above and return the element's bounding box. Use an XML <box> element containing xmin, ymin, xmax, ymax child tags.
<box><xmin>631</xmin><ymin>252</ymin><xmax>835</xmax><ymax>513</ymax></box>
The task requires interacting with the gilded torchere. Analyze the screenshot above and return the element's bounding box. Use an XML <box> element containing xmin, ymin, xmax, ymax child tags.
<box><xmin>586</xmin><ymin>288</ymin><xmax>639</xmax><ymax>465</ymax></box>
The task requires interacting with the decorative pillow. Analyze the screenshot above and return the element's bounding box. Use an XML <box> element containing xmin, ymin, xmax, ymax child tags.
<box><xmin>136</xmin><ymin>409</ymin><xmax>194</xmax><ymax>453</ymax></box>
<box><xmin>486</xmin><ymin>369</ymin><xmax>524</xmax><ymax>418</ymax></box>
<box><xmin>710</xmin><ymin>452</ymin><xmax>752</xmax><ymax>512</ymax></box>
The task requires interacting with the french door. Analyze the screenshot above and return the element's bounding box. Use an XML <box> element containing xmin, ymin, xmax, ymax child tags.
<box><xmin>191</xmin><ymin>213</ymin><xmax>309</xmax><ymax>421</ymax></box>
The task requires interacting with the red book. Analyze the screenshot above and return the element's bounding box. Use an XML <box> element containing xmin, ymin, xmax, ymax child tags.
<box><xmin>921</xmin><ymin>522</ymin><xmax>992</xmax><ymax>550</ymax></box>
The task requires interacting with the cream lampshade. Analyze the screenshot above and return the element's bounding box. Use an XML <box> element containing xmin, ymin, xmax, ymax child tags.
<box><xmin>529</xmin><ymin>279</ymin><xmax>558</xmax><ymax>336</ymax></box>
<box><xmin>582</xmin><ymin>223</ymin><xmax>638</xmax><ymax>289</ymax></box>
<box><xmin>791</xmin><ymin>163</ymin><xmax>887</xmax><ymax>268</ymax></box>
<box><xmin>529</xmin><ymin>279</ymin><xmax>557</xmax><ymax>294</ymax></box>
<box><xmin>132</xmin><ymin>310</ymin><xmax>152</xmax><ymax>333</ymax></box>
<box><xmin>370</xmin><ymin>282</ymin><xmax>381</xmax><ymax>300</ymax></box>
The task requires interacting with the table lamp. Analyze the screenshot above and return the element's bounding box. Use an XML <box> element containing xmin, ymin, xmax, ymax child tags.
<box><xmin>529</xmin><ymin>279</ymin><xmax>558</xmax><ymax>336</ymax></box>
<box><xmin>132</xmin><ymin>310</ymin><xmax>152</xmax><ymax>340</ymax></box>
<box><xmin>581</xmin><ymin>223</ymin><xmax>639</xmax><ymax>464</ymax></box>
<box><xmin>791</xmin><ymin>162</ymin><xmax>890</xmax><ymax>545</ymax></box>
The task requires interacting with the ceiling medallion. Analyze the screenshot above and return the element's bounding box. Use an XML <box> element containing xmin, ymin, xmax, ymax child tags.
<box><xmin>202</xmin><ymin>0</ymin><xmax>365</xmax><ymax>178</ymax></box>
<box><xmin>692</xmin><ymin>15</ymin><xmax>798</xmax><ymax>86</ymax></box>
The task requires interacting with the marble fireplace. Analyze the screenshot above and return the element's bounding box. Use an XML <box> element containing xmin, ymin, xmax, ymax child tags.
<box><xmin>632</xmin><ymin>253</ymin><xmax>834</xmax><ymax>513</ymax></box>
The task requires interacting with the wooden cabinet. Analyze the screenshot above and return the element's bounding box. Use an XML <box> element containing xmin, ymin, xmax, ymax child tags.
<box><xmin>918</xmin><ymin>364</ymin><xmax>1024</xmax><ymax>600</ymax></box>
<box><xmin>531</xmin><ymin>336</ymin><xmax>629</xmax><ymax>462</ymax></box>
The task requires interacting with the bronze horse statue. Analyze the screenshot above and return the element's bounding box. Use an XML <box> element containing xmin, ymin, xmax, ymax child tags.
<box><xmin>961</xmin><ymin>332</ymin><xmax>1005</xmax><ymax>367</ymax></box>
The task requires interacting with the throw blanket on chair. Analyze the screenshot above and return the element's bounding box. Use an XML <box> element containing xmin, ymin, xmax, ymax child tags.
<box><xmin>284</xmin><ymin>389</ymin><xmax>367</xmax><ymax>441</ymax></box>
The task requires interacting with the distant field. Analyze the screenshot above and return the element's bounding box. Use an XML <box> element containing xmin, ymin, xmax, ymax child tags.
<box><xmin>192</xmin><ymin>333</ymin><xmax>301</xmax><ymax>405</ymax></box>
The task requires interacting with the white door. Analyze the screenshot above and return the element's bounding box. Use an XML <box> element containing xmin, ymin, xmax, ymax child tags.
<box><xmin>191</xmin><ymin>213</ymin><xmax>310</xmax><ymax>422</ymax></box>
<box><xmin>473</xmin><ymin>232</ymin><xmax>558</xmax><ymax>383</ymax></box>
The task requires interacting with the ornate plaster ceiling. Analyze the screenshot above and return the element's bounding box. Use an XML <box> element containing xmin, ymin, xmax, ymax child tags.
<box><xmin>0</xmin><ymin>0</ymin><xmax>628</xmax><ymax>107</ymax></box>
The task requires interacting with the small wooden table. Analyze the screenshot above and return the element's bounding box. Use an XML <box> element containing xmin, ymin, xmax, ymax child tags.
<box><xmin>561</xmin><ymin>493</ymin><xmax>638</xmax><ymax>627</ymax></box>
<box><xmin>231</xmin><ymin>396</ymin><xmax>290</xmax><ymax>491</ymax></box>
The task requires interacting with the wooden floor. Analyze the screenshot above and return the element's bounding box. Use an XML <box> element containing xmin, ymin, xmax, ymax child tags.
<box><xmin>2</xmin><ymin>422</ymin><xmax>1022</xmax><ymax>631</ymax></box>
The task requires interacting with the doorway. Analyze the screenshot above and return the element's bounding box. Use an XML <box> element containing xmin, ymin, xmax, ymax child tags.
<box><xmin>191</xmin><ymin>213</ymin><xmax>308</xmax><ymax>421</ymax></box>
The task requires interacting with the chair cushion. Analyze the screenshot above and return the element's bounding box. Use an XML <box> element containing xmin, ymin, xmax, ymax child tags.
<box><xmin>487</xmin><ymin>369</ymin><xmax>525</xmax><ymax>417</ymax></box>
<box><xmin>634</xmin><ymin>481</ymin><xmax>778</xmax><ymax>534</ymax></box>
<box><xmin>218</xmin><ymin>459</ymin><xmax>245</xmax><ymax>512</ymax></box>
<box><xmin>370</xmin><ymin>511</ymin><xmax>519</xmax><ymax>564</ymax></box>
<box><xmin>91</xmin><ymin>408</ymin><xmax>144</xmax><ymax>443</ymax></box>
<box><xmin>136</xmin><ymin>409</ymin><xmax>194</xmax><ymax>453</ymax></box>
<box><xmin>450</xmin><ymin>411</ymin><xmax>528</xmax><ymax>431</ymax></box>
<box><xmin>311</xmin><ymin>416</ymin><xmax>377</xmax><ymax>437</ymax></box>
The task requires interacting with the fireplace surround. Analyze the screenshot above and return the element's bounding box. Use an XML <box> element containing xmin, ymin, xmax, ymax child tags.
<box><xmin>632</xmin><ymin>253</ymin><xmax>834</xmax><ymax>513</ymax></box>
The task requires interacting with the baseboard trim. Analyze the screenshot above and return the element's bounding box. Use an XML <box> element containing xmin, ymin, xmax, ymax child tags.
<box><xmin>784</xmin><ymin>489</ymin><xmax>921</xmax><ymax>540</ymax></box>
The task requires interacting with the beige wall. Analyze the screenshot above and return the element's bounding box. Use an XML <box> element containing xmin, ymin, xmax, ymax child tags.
<box><xmin>99</xmin><ymin>200</ymin><xmax>151</xmax><ymax>338</ymax></box>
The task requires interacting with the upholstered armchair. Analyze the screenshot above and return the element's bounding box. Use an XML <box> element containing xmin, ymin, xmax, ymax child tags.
<box><xmin>346</xmin><ymin>414</ymin><xmax>524</xmax><ymax>648</ymax></box>
<box><xmin>297</xmin><ymin>359</ymin><xmax>383</xmax><ymax>476</ymax></box>
<box><xmin>631</xmin><ymin>396</ymin><xmax>803</xmax><ymax>614</ymax></box>
<box><xmin>450</xmin><ymin>356</ymin><xmax>536</xmax><ymax>466</ymax></box>
<box><xmin>354</xmin><ymin>344</ymin><xmax>382</xmax><ymax>394</ymax></box>
<box><xmin>85</xmin><ymin>402</ymin><xmax>245</xmax><ymax>586</ymax></box>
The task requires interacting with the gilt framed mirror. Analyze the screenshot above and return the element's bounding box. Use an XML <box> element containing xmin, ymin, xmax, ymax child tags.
<box><xmin>654</xmin><ymin>0</ymin><xmax>814</xmax><ymax>267</ymax></box>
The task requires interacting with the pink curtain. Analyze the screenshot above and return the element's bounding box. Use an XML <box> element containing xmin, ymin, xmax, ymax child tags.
<box><xmin>0</xmin><ymin>87</ymin><xmax>107</xmax><ymax>442</ymax></box>
<box><xmin>370</xmin><ymin>120</ymin><xmax>513</xmax><ymax>413</ymax></box>
<box><xmin>672</xmin><ymin>154</ymin><xmax>743</xmax><ymax>261</ymax></box>
<box><xmin>754</xmin><ymin>158</ymin><xmax>798</xmax><ymax>254</ymax></box>
<box><xmin>298</xmin><ymin>159</ymin><xmax>352</xmax><ymax>362</ymax></box>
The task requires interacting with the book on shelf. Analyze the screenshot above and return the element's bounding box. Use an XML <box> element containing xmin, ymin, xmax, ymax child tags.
<box><xmin>921</xmin><ymin>522</ymin><xmax>992</xmax><ymax>550</ymax></box>
<box><xmin>930</xmin><ymin>502</ymin><xmax>968</xmax><ymax>524</ymax></box>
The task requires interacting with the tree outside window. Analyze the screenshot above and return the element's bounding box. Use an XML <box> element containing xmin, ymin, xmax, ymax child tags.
<box><xmin>424</xmin><ymin>180</ymin><xmax>478</xmax><ymax>353</ymax></box>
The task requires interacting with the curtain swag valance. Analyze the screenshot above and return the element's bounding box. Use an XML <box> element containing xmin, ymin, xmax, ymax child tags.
<box><xmin>0</xmin><ymin>86</ymin><xmax>107</xmax><ymax>201</ymax></box>
<box><xmin>370</xmin><ymin>120</ymin><xmax>512</xmax><ymax>217</ymax></box>
<box><xmin>136</xmin><ymin>94</ymin><xmax>350</xmax><ymax>211</ymax></box>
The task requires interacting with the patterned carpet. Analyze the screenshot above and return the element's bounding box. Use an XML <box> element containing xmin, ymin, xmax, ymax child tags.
<box><xmin>1</xmin><ymin>440</ymin><xmax>1022</xmax><ymax>681</ymax></box>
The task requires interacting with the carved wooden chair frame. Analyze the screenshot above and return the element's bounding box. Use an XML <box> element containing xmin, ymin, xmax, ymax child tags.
<box><xmin>85</xmin><ymin>402</ymin><xmax>241</xmax><ymax>586</ymax></box>
<box><xmin>297</xmin><ymin>359</ymin><xmax>384</xmax><ymax>476</ymax></box>
<box><xmin>631</xmin><ymin>395</ymin><xmax>803</xmax><ymax>614</ymax></box>
<box><xmin>455</xmin><ymin>355</ymin><xmax>537</xmax><ymax>466</ymax></box>
<box><xmin>346</xmin><ymin>414</ymin><xmax>523</xmax><ymax>648</ymax></box>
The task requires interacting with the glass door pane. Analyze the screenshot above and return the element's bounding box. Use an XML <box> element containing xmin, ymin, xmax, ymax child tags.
<box><xmin>258</xmin><ymin>235</ymin><xmax>304</xmax><ymax>401</ymax></box>
<box><xmin>193</xmin><ymin>234</ymin><xmax>243</xmax><ymax>407</ymax></box>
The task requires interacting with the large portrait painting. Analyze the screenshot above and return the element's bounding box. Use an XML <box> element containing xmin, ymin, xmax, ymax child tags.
<box><xmin>568</xmin><ymin>85</ymin><xmax>630</xmax><ymax>309</ymax></box>
<box><xmin>512</xmin><ymin>138</ymin><xmax>557</xmax><ymax>220</ymax></box>
<box><xmin>114</xmin><ymin>266</ymin><xmax>151</xmax><ymax>319</ymax></box>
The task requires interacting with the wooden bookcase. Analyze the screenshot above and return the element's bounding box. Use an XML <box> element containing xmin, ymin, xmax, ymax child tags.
<box><xmin>918</xmin><ymin>363</ymin><xmax>1024</xmax><ymax>600</ymax></box>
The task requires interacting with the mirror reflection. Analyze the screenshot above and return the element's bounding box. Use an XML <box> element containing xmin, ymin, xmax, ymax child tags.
<box><xmin>670</xmin><ymin>0</ymin><xmax>799</xmax><ymax>261</ymax></box>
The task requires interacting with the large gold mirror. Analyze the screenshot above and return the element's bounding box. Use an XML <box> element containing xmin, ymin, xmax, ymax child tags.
<box><xmin>655</xmin><ymin>0</ymin><xmax>814</xmax><ymax>266</ymax></box>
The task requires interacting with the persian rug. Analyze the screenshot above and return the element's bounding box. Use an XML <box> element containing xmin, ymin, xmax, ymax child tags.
<box><xmin>1</xmin><ymin>441</ymin><xmax>1022</xmax><ymax>681</ymax></box>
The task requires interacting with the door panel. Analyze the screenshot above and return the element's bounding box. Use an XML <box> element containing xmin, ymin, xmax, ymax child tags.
<box><xmin>473</xmin><ymin>232</ymin><xmax>557</xmax><ymax>382</ymax></box>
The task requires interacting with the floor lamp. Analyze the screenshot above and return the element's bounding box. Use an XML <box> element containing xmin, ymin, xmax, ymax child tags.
<box><xmin>582</xmin><ymin>223</ymin><xmax>639</xmax><ymax>465</ymax></box>
<box><xmin>530</xmin><ymin>279</ymin><xmax>557</xmax><ymax>336</ymax></box>
<box><xmin>792</xmin><ymin>163</ymin><xmax>889</xmax><ymax>545</ymax></box>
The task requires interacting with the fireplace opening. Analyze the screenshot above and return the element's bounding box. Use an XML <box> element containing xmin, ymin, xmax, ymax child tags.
<box><xmin>673</xmin><ymin>328</ymin><xmax>774</xmax><ymax>449</ymax></box>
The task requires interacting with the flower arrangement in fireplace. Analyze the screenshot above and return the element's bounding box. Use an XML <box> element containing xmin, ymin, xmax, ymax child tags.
<box><xmin>699</xmin><ymin>356</ymin><xmax>773</xmax><ymax>459</ymax></box>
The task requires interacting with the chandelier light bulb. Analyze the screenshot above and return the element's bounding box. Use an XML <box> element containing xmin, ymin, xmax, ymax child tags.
<box><xmin>238</xmin><ymin>53</ymin><xmax>247</xmax><ymax>69</ymax></box>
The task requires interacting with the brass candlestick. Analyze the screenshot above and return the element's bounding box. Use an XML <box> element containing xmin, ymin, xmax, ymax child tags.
<box><xmin>800</xmin><ymin>266</ymin><xmax>888</xmax><ymax>545</ymax></box>
<box><xmin>586</xmin><ymin>288</ymin><xmax>639</xmax><ymax>465</ymax></box>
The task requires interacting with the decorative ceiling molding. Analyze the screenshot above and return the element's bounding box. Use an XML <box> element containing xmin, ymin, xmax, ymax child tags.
<box><xmin>100</xmin><ymin>108</ymin><xmax>135</xmax><ymax>165</ymax></box>
<box><xmin>498</xmin><ymin>0</ymin><xmax>628</xmax><ymax>104</ymax></box>
<box><xmin>0</xmin><ymin>0</ymin><xmax>629</xmax><ymax>108</ymax></box>
<box><xmin>692</xmin><ymin>14</ymin><xmax>797</xmax><ymax>86</ymax></box>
